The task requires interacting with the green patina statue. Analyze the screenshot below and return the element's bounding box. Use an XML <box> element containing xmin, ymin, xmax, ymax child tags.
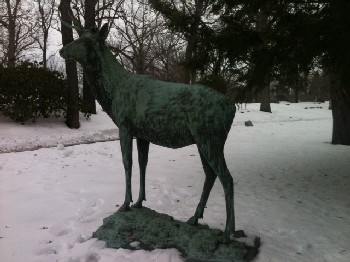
<box><xmin>60</xmin><ymin>23</ymin><xmax>237</xmax><ymax>242</ymax></box>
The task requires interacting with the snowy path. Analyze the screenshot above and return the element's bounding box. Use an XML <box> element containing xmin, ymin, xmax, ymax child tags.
<box><xmin>1</xmin><ymin>102</ymin><xmax>350</xmax><ymax>262</ymax></box>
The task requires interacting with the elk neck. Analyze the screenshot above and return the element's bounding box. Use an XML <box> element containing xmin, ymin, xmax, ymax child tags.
<box><xmin>83</xmin><ymin>43</ymin><xmax>129</xmax><ymax>117</ymax></box>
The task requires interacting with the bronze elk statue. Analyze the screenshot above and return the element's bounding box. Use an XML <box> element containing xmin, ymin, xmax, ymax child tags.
<box><xmin>60</xmin><ymin>21</ymin><xmax>239</xmax><ymax>242</ymax></box>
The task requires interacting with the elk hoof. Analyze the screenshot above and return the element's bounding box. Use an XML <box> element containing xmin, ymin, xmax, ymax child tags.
<box><xmin>187</xmin><ymin>216</ymin><xmax>198</xmax><ymax>226</ymax></box>
<box><xmin>233</xmin><ymin>229</ymin><xmax>247</xmax><ymax>238</ymax></box>
<box><xmin>220</xmin><ymin>230</ymin><xmax>245</xmax><ymax>243</ymax></box>
<box><xmin>221</xmin><ymin>233</ymin><xmax>231</xmax><ymax>244</ymax></box>
<box><xmin>132</xmin><ymin>201</ymin><xmax>143</xmax><ymax>208</ymax></box>
<box><xmin>118</xmin><ymin>203</ymin><xmax>131</xmax><ymax>212</ymax></box>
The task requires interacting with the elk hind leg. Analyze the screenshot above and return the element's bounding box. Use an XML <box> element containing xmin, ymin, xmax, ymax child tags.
<box><xmin>197</xmin><ymin>143</ymin><xmax>235</xmax><ymax>243</ymax></box>
<box><xmin>215</xmin><ymin>154</ymin><xmax>235</xmax><ymax>242</ymax></box>
<box><xmin>188</xmin><ymin>150</ymin><xmax>217</xmax><ymax>225</ymax></box>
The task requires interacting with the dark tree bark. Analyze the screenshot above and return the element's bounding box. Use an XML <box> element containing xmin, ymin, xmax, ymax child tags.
<box><xmin>327</xmin><ymin>2</ymin><xmax>350</xmax><ymax>145</ymax></box>
<box><xmin>7</xmin><ymin>14</ymin><xmax>16</xmax><ymax>68</ymax></box>
<box><xmin>5</xmin><ymin>0</ymin><xmax>20</xmax><ymax>68</ymax></box>
<box><xmin>59</xmin><ymin>0</ymin><xmax>80</xmax><ymax>129</ymax></box>
<box><xmin>294</xmin><ymin>85</ymin><xmax>299</xmax><ymax>103</ymax></box>
<box><xmin>259</xmin><ymin>85</ymin><xmax>272</xmax><ymax>113</ymax></box>
<box><xmin>82</xmin><ymin>0</ymin><xmax>97</xmax><ymax>114</ymax></box>
<box><xmin>182</xmin><ymin>0</ymin><xmax>206</xmax><ymax>84</ymax></box>
<box><xmin>256</xmin><ymin>8</ymin><xmax>271</xmax><ymax>112</ymax></box>
<box><xmin>149</xmin><ymin>0</ymin><xmax>210</xmax><ymax>84</ymax></box>
<box><xmin>36</xmin><ymin>0</ymin><xmax>55</xmax><ymax>69</ymax></box>
<box><xmin>331</xmin><ymin>76</ymin><xmax>350</xmax><ymax>145</ymax></box>
<box><xmin>183</xmin><ymin>32</ymin><xmax>198</xmax><ymax>84</ymax></box>
<box><xmin>2</xmin><ymin>0</ymin><xmax>37</xmax><ymax>68</ymax></box>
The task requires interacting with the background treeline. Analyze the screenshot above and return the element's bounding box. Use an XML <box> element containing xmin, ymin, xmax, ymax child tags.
<box><xmin>0</xmin><ymin>0</ymin><xmax>349</xmax><ymax>145</ymax></box>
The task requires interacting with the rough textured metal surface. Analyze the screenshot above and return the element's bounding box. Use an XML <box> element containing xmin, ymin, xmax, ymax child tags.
<box><xmin>60</xmin><ymin>24</ymin><xmax>237</xmax><ymax>242</ymax></box>
<box><xmin>93</xmin><ymin>207</ymin><xmax>259</xmax><ymax>262</ymax></box>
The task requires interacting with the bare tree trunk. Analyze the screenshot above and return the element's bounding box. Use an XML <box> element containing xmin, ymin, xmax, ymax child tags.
<box><xmin>294</xmin><ymin>85</ymin><xmax>299</xmax><ymax>103</ymax></box>
<box><xmin>36</xmin><ymin>0</ymin><xmax>55</xmax><ymax>69</ymax></box>
<box><xmin>3</xmin><ymin>0</ymin><xmax>37</xmax><ymax>68</ymax></box>
<box><xmin>7</xmin><ymin>19</ymin><xmax>16</xmax><ymax>68</ymax></box>
<box><xmin>183</xmin><ymin>38</ymin><xmax>194</xmax><ymax>84</ymax></box>
<box><xmin>6</xmin><ymin>0</ymin><xmax>20</xmax><ymax>68</ymax></box>
<box><xmin>43</xmin><ymin>35</ymin><xmax>47</xmax><ymax>68</ymax></box>
<box><xmin>183</xmin><ymin>32</ymin><xmax>199</xmax><ymax>84</ymax></box>
<box><xmin>59</xmin><ymin>0</ymin><xmax>80</xmax><ymax>129</ymax></box>
<box><xmin>331</xmin><ymin>74</ymin><xmax>350</xmax><ymax>145</ymax></box>
<box><xmin>256</xmin><ymin>8</ymin><xmax>271</xmax><ymax>113</ymax></box>
<box><xmin>182</xmin><ymin>0</ymin><xmax>205</xmax><ymax>84</ymax></box>
<box><xmin>82</xmin><ymin>75</ymin><xmax>96</xmax><ymax>113</ymax></box>
<box><xmin>259</xmin><ymin>85</ymin><xmax>272</xmax><ymax>112</ymax></box>
<box><xmin>82</xmin><ymin>0</ymin><xmax>97</xmax><ymax>114</ymax></box>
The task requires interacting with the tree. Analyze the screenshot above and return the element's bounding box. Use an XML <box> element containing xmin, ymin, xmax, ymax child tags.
<box><xmin>113</xmin><ymin>0</ymin><xmax>163</xmax><ymax>74</ymax></box>
<box><xmin>255</xmin><ymin>7</ymin><xmax>272</xmax><ymax>112</ymax></box>
<box><xmin>263</xmin><ymin>1</ymin><xmax>350</xmax><ymax>144</ymax></box>
<box><xmin>309</xmin><ymin>71</ymin><xmax>330</xmax><ymax>103</ymax></box>
<box><xmin>149</xmin><ymin>0</ymin><xmax>213</xmax><ymax>84</ymax></box>
<box><xmin>323</xmin><ymin>1</ymin><xmax>350</xmax><ymax>145</ymax></box>
<box><xmin>59</xmin><ymin>0</ymin><xmax>80</xmax><ymax>129</ymax></box>
<box><xmin>147</xmin><ymin>31</ymin><xmax>186</xmax><ymax>82</ymax></box>
<box><xmin>110</xmin><ymin>0</ymin><xmax>166</xmax><ymax>74</ymax></box>
<box><xmin>0</xmin><ymin>0</ymin><xmax>38</xmax><ymax>67</ymax></box>
<box><xmin>68</xmin><ymin>0</ymin><xmax>124</xmax><ymax>114</ymax></box>
<box><xmin>82</xmin><ymin>0</ymin><xmax>98</xmax><ymax>114</ymax></box>
<box><xmin>34</xmin><ymin>0</ymin><xmax>56</xmax><ymax>69</ymax></box>
<box><xmin>104</xmin><ymin>0</ymin><xmax>186</xmax><ymax>83</ymax></box>
<box><xmin>217</xmin><ymin>1</ymin><xmax>350</xmax><ymax>144</ymax></box>
<box><xmin>272</xmin><ymin>2</ymin><xmax>320</xmax><ymax>104</ymax></box>
<box><xmin>151</xmin><ymin>1</ymin><xmax>350</xmax><ymax>144</ymax></box>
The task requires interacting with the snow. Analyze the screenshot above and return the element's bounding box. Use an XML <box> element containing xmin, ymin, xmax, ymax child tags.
<box><xmin>0</xmin><ymin>105</ymin><xmax>118</xmax><ymax>153</ymax></box>
<box><xmin>1</xmin><ymin>101</ymin><xmax>349</xmax><ymax>262</ymax></box>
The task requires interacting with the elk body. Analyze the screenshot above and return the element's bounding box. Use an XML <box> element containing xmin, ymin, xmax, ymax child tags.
<box><xmin>60</xmin><ymin>24</ymin><xmax>237</xmax><ymax>242</ymax></box>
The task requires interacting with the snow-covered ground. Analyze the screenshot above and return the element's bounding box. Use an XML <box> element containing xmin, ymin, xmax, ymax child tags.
<box><xmin>0</xmin><ymin>106</ymin><xmax>118</xmax><ymax>154</ymax></box>
<box><xmin>1</xmin><ymin>102</ymin><xmax>349</xmax><ymax>262</ymax></box>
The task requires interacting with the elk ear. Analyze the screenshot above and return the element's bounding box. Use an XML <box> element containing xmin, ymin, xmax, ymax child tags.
<box><xmin>99</xmin><ymin>23</ymin><xmax>109</xmax><ymax>41</ymax></box>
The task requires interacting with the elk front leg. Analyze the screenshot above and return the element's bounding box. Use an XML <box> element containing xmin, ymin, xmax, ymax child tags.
<box><xmin>133</xmin><ymin>138</ymin><xmax>150</xmax><ymax>208</ymax></box>
<box><xmin>119</xmin><ymin>128</ymin><xmax>133</xmax><ymax>211</ymax></box>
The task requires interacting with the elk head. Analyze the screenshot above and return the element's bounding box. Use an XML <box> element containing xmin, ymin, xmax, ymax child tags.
<box><xmin>59</xmin><ymin>24</ymin><xmax>109</xmax><ymax>66</ymax></box>
<box><xmin>58</xmin><ymin>8</ymin><xmax>109</xmax><ymax>66</ymax></box>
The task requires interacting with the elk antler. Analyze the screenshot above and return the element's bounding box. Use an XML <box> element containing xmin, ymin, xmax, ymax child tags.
<box><xmin>58</xmin><ymin>6</ymin><xmax>83</xmax><ymax>36</ymax></box>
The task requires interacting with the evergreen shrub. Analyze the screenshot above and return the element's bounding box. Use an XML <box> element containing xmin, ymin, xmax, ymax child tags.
<box><xmin>0</xmin><ymin>61</ymin><xmax>67</xmax><ymax>123</ymax></box>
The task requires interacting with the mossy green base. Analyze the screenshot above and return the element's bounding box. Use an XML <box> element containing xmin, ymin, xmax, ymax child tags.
<box><xmin>92</xmin><ymin>207</ymin><xmax>259</xmax><ymax>262</ymax></box>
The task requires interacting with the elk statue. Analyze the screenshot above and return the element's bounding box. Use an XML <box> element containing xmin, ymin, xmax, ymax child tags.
<box><xmin>59</xmin><ymin>22</ymin><xmax>238</xmax><ymax>242</ymax></box>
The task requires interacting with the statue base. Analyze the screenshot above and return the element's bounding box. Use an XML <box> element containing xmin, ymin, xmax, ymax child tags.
<box><xmin>92</xmin><ymin>207</ymin><xmax>260</xmax><ymax>262</ymax></box>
